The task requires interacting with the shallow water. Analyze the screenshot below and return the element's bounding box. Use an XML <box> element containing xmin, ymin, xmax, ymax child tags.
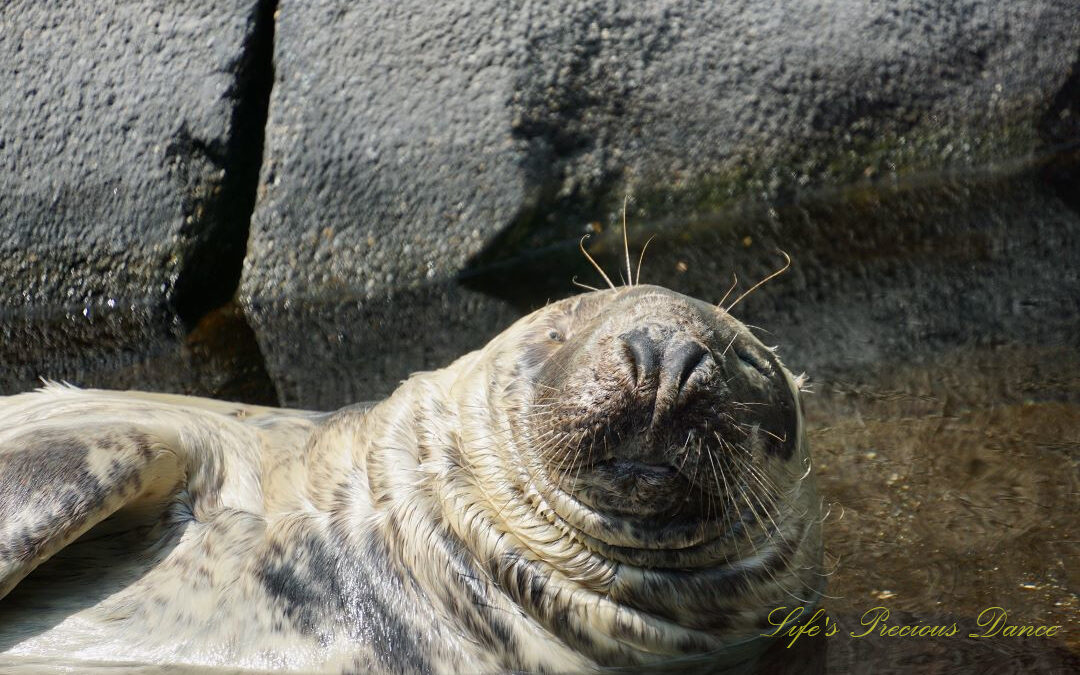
<box><xmin>806</xmin><ymin>344</ymin><xmax>1079</xmax><ymax>671</ymax></box>
<box><xmin>1</xmin><ymin>163</ymin><xmax>1077</xmax><ymax>672</ymax></box>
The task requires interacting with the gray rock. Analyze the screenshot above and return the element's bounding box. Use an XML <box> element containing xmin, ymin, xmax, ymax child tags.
<box><xmin>241</xmin><ymin>0</ymin><xmax>1080</xmax><ymax>305</ymax></box>
<box><xmin>248</xmin><ymin>167</ymin><xmax>1080</xmax><ymax>410</ymax></box>
<box><xmin>246</xmin><ymin>282</ymin><xmax>519</xmax><ymax>409</ymax></box>
<box><xmin>240</xmin><ymin>0</ymin><xmax>1078</xmax><ymax>406</ymax></box>
<box><xmin>614</xmin><ymin>172</ymin><xmax>1080</xmax><ymax>383</ymax></box>
<box><xmin>0</xmin><ymin>303</ymin><xmax>278</xmax><ymax>405</ymax></box>
<box><xmin>242</xmin><ymin>0</ymin><xmax>534</xmax><ymax>306</ymax></box>
<box><xmin>3</xmin><ymin>0</ymin><xmax>1077</xmax><ymax>412</ymax></box>
<box><xmin>0</xmin><ymin>0</ymin><xmax>274</xmax><ymax>324</ymax></box>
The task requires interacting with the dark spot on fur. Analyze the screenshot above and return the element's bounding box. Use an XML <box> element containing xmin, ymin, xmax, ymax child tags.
<box><xmin>0</xmin><ymin>435</ymin><xmax>104</xmax><ymax>562</ymax></box>
<box><xmin>258</xmin><ymin>529</ymin><xmax>432</xmax><ymax>674</ymax></box>
<box><xmin>427</xmin><ymin>520</ymin><xmax>518</xmax><ymax>659</ymax></box>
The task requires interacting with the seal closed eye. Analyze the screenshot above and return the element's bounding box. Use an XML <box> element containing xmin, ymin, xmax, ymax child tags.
<box><xmin>0</xmin><ymin>284</ymin><xmax>821</xmax><ymax>674</ymax></box>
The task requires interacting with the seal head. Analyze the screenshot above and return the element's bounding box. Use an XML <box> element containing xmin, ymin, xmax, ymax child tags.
<box><xmin>439</xmin><ymin>284</ymin><xmax>821</xmax><ymax>669</ymax></box>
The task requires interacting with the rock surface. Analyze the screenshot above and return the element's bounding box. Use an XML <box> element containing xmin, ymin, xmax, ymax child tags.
<box><xmin>0</xmin><ymin>0</ymin><xmax>274</xmax><ymax>324</ymax></box>
<box><xmin>1</xmin><ymin>0</ymin><xmax>1078</xmax><ymax>407</ymax></box>
<box><xmin>235</xmin><ymin>0</ymin><xmax>1079</xmax><ymax>405</ymax></box>
<box><xmin>241</xmin><ymin>0</ymin><xmax>1080</xmax><ymax>305</ymax></box>
<box><xmin>246</xmin><ymin>283</ymin><xmax>518</xmax><ymax>406</ymax></box>
<box><xmin>250</xmin><ymin>168</ymin><xmax>1080</xmax><ymax>409</ymax></box>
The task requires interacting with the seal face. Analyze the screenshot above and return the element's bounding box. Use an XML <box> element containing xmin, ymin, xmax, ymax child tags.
<box><xmin>443</xmin><ymin>286</ymin><xmax>821</xmax><ymax>663</ymax></box>
<box><xmin>0</xmin><ymin>285</ymin><xmax>820</xmax><ymax>674</ymax></box>
<box><xmin>517</xmin><ymin>287</ymin><xmax>801</xmax><ymax>548</ymax></box>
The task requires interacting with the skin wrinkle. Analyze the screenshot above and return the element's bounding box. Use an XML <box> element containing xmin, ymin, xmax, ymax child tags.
<box><xmin>0</xmin><ymin>285</ymin><xmax>819</xmax><ymax>674</ymax></box>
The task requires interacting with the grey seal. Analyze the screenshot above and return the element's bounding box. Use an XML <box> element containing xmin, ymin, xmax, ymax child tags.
<box><xmin>0</xmin><ymin>284</ymin><xmax>821</xmax><ymax>673</ymax></box>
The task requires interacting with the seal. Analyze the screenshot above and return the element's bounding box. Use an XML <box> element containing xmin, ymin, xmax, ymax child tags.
<box><xmin>0</xmin><ymin>284</ymin><xmax>821</xmax><ymax>673</ymax></box>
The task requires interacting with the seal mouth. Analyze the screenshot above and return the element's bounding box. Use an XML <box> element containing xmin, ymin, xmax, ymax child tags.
<box><xmin>569</xmin><ymin>458</ymin><xmax>686</xmax><ymax>517</ymax></box>
<box><xmin>586</xmin><ymin>457</ymin><xmax>681</xmax><ymax>490</ymax></box>
<box><xmin>597</xmin><ymin>458</ymin><xmax>677</xmax><ymax>475</ymax></box>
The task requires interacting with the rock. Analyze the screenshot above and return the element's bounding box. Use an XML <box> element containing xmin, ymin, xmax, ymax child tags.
<box><xmin>0</xmin><ymin>0</ymin><xmax>275</xmax><ymax>324</ymax></box>
<box><xmin>238</xmin><ymin>0</ymin><xmax>1078</xmax><ymax>406</ymax></box>
<box><xmin>603</xmin><ymin>172</ymin><xmax>1080</xmax><ymax>383</ymax></box>
<box><xmin>3</xmin><ymin>0</ymin><xmax>1078</xmax><ymax>410</ymax></box>
<box><xmin>267</xmin><ymin>168</ymin><xmax>1080</xmax><ymax>410</ymax></box>
<box><xmin>0</xmin><ymin>303</ymin><xmax>277</xmax><ymax>405</ymax></box>
<box><xmin>241</xmin><ymin>1</ymin><xmax>535</xmax><ymax>306</ymax></box>
<box><xmin>241</xmin><ymin>0</ymin><xmax>1080</xmax><ymax>305</ymax></box>
<box><xmin>246</xmin><ymin>282</ymin><xmax>519</xmax><ymax>409</ymax></box>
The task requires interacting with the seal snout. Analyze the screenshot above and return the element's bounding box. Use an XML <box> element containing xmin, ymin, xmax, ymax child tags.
<box><xmin>619</xmin><ymin>324</ymin><xmax>712</xmax><ymax>422</ymax></box>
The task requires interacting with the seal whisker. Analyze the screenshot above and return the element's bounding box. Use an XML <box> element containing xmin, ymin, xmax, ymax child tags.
<box><xmin>722</xmin><ymin>451</ymin><xmax>825</xmax><ymax>603</ymax></box>
<box><xmin>725</xmin><ymin>250</ymin><xmax>792</xmax><ymax>312</ymax></box>
<box><xmin>716</xmin><ymin>272</ymin><xmax>739</xmax><ymax>309</ymax></box>
<box><xmin>572</xmin><ymin>276</ymin><xmax>602</xmax><ymax>292</ymax></box>
<box><xmin>567</xmin><ymin>437</ymin><xmax>590</xmax><ymax>492</ymax></box>
<box><xmin>675</xmin><ymin>432</ymin><xmax>695</xmax><ymax>472</ymax></box>
<box><xmin>723</xmin><ymin>435</ymin><xmax>786</xmax><ymax>504</ymax></box>
<box><xmin>727</xmin><ymin>442</ymin><xmax>784</xmax><ymax>495</ymax></box>
<box><xmin>734</xmin><ymin>485</ymin><xmax>767</xmax><ymax>559</ymax></box>
<box><xmin>742</xmin><ymin>465</ymin><xmax>785</xmax><ymax>510</ymax></box>
<box><xmin>635</xmin><ymin>235</ymin><xmax>656</xmax><ymax>286</ymax></box>
<box><xmin>714</xmin><ymin>449</ymin><xmax>746</xmax><ymax>566</ymax></box>
<box><xmin>702</xmin><ymin>441</ymin><xmax>723</xmax><ymax>542</ymax></box>
<box><xmin>762</xmin><ymin>518</ymin><xmax>828</xmax><ymax>604</ymax></box>
<box><xmin>720</xmin><ymin>441</ymin><xmax>776</xmax><ymax>552</ymax></box>
<box><xmin>545</xmin><ymin>433</ymin><xmax>577</xmax><ymax>475</ymax></box>
<box><xmin>579</xmin><ymin>235</ymin><xmax>616</xmax><ymax>291</ymax></box>
<box><xmin>621</xmin><ymin>194</ymin><xmax>633</xmax><ymax>288</ymax></box>
<box><xmin>733</xmin><ymin>460</ymin><xmax>783</xmax><ymax>536</ymax></box>
<box><xmin>547</xmin><ymin>430</ymin><xmax>588</xmax><ymax>486</ymax></box>
<box><xmin>760</xmin><ymin>428</ymin><xmax>788</xmax><ymax>444</ymax></box>
<box><xmin>720</xmin><ymin>333</ymin><xmax>739</xmax><ymax>358</ymax></box>
<box><xmin>532</xmin><ymin>432</ymin><xmax>575</xmax><ymax>468</ymax></box>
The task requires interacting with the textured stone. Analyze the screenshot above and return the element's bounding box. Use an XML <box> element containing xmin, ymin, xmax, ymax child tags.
<box><xmin>241</xmin><ymin>0</ymin><xmax>1080</xmax><ymax>304</ymax></box>
<box><xmin>0</xmin><ymin>303</ymin><xmax>277</xmax><ymax>405</ymax></box>
<box><xmin>3</xmin><ymin>0</ymin><xmax>1079</xmax><ymax>413</ymax></box>
<box><xmin>0</xmin><ymin>0</ymin><xmax>273</xmax><ymax>323</ymax></box>
<box><xmin>250</xmin><ymin>168</ymin><xmax>1080</xmax><ymax>410</ymax></box>
<box><xmin>246</xmin><ymin>283</ymin><xmax>518</xmax><ymax>408</ymax></box>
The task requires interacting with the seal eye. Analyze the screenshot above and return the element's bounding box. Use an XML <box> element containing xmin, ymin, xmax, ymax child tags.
<box><xmin>734</xmin><ymin>344</ymin><xmax>770</xmax><ymax>377</ymax></box>
<box><xmin>547</xmin><ymin>329</ymin><xmax>565</xmax><ymax>343</ymax></box>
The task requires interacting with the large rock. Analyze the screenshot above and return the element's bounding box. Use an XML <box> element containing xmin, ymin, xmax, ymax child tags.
<box><xmin>0</xmin><ymin>0</ymin><xmax>274</xmax><ymax>324</ymax></box>
<box><xmin>240</xmin><ymin>0</ymin><xmax>1078</xmax><ymax>407</ymax></box>
<box><xmin>246</xmin><ymin>284</ymin><xmax>519</xmax><ymax>408</ymax></box>
<box><xmin>3</xmin><ymin>0</ymin><xmax>1078</xmax><ymax>410</ymax></box>
<box><xmin>241</xmin><ymin>0</ymin><xmax>1080</xmax><ymax>305</ymax></box>
<box><xmin>0</xmin><ymin>303</ymin><xmax>278</xmax><ymax>405</ymax></box>
<box><xmin>246</xmin><ymin>167</ymin><xmax>1080</xmax><ymax>410</ymax></box>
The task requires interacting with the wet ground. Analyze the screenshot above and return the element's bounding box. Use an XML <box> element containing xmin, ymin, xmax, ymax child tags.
<box><xmin>1</xmin><ymin>162</ymin><xmax>1077</xmax><ymax>672</ymax></box>
<box><xmin>804</xmin><ymin>343</ymin><xmax>1079</xmax><ymax>672</ymax></box>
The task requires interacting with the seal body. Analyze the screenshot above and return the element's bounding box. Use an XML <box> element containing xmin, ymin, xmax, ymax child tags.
<box><xmin>0</xmin><ymin>286</ymin><xmax>821</xmax><ymax>673</ymax></box>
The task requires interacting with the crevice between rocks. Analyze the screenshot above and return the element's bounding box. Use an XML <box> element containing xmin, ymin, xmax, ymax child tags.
<box><xmin>1038</xmin><ymin>48</ymin><xmax>1080</xmax><ymax>215</ymax></box>
<box><xmin>165</xmin><ymin>0</ymin><xmax>280</xmax><ymax>405</ymax></box>
<box><xmin>170</xmin><ymin>0</ymin><xmax>278</xmax><ymax>329</ymax></box>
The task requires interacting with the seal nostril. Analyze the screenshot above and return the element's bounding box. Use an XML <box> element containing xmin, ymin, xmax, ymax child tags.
<box><xmin>665</xmin><ymin>341</ymin><xmax>709</xmax><ymax>394</ymax></box>
<box><xmin>620</xmin><ymin>329</ymin><xmax>660</xmax><ymax>384</ymax></box>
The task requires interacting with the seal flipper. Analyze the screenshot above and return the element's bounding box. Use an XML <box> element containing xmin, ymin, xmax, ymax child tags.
<box><xmin>0</xmin><ymin>425</ymin><xmax>183</xmax><ymax>600</ymax></box>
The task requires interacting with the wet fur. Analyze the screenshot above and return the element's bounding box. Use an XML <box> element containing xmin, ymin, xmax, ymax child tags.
<box><xmin>0</xmin><ymin>286</ymin><xmax>821</xmax><ymax>673</ymax></box>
